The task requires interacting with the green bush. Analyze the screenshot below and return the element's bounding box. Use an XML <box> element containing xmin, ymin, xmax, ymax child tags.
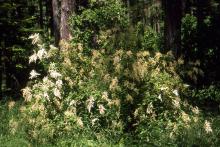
<box><xmin>192</xmin><ymin>84</ymin><xmax>220</xmax><ymax>103</ymax></box>
<box><xmin>70</xmin><ymin>0</ymin><xmax>128</xmax><ymax>50</ymax></box>
<box><xmin>18</xmin><ymin>33</ymin><xmax>219</xmax><ymax>146</ymax></box>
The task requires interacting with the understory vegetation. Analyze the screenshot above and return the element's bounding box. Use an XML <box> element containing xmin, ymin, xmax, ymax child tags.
<box><xmin>1</xmin><ymin>39</ymin><xmax>220</xmax><ymax>146</ymax></box>
<box><xmin>1</xmin><ymin>0</ymin><xmax>220</xmax><ymax>146</ymax></box>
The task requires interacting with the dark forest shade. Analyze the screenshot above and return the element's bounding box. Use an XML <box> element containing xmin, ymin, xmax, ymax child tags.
<box><xmin>39</xmin><ymin>0</ymin><xmax>43</xmax><ymax>29</ymax></box>
<box><xmin>162</xmin><ymin>0</ymin><xmax>183</xmax><ymax>58</ymax></box>
<box><xmin>196</xmin><ymin>0</ymin><xmax>211</xmax><ymax>59</ymax></box>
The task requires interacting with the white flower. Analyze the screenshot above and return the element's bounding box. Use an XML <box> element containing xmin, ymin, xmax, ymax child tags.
<box><xmin>42</xmin><ymin>76</ymin><xmax>54</xmax><ymax>87</ymax></box>
<box><xmin>146</xmin><ymin>102</ymin><xmax>153</xmax><ymax>114</ymax></box>
<box><xmin>77</xmin><ymin>43</ymin><xmax>83</xmax><ymax>52</ymax></box>
<box><xmin>54</xmin><ymin>88</ymin><xmax>61</xmax><ymax>99</ymax></box>
<box><xmin>29</xmin><ymin>33</ymin><xmax>40</xmax><ymax>45</ymax></box>
<box><xmin>49</xmin><ymin>70</ymin><xmax>62</xmax><ymax>79</ymax></box>
<box><xmin>113</xmin><ymin>56</ymin><xmax>120</xmax><ymax>65</ymax></box>
<box><xmin>64</xmin><ymin>110</ymin><xmax>74</xmax><ymax>117</ymax></box>
<box><xmin>56</xmin><ymin>80</ymin><xmax>63</xmax><ymax>88</ymax></box>
<box><xmin>173</xmin><ymin>89</ymin><xmax>179</xmax><ymax>97</ymax></box>
<box><xmin>172</xmin><ymin>99</ymin><xmax>180</xmax><ymax>108</ymax></box>
<box><xmin>8</xmin><ymin>101</ymin><xmax>15</xmax><ymax>110</ymax></box>
<box><xmin>193</xmin><ymin>116</ymin><xmax>199</xmax><ymax>123</ymax></box>
<box><xmin>29</xmin><ymin>70</ymin><xmax>40</xmax><ymax>79</ymax></box>
<box><xmin>192</xmin><ymin>106</ymin><xmax>200</xmax><ymax>115</ymax></box>
<box><xmin>126</xmin><ymin>50</ymin><xmax>133</xmax><ymax>57</ymax></box>
<box><xmin>158</xmin><ymin>94</ymin><xmax>162</xmax><ymax>101</ymax></box>
<box><xmin>160</xmin><ymin>87</ymin><xmax>168</xmax><ymax>91</ymax></box>
<box><xmin>134</xmin><ymin>108</ymin><xmax>139</xmax><ymax>118</ymax></box>
<box><xmin>102</xmin><ymin>91</ymin><xmax>108</xmax><ymax>99</ymax></box>
<box><xmin>76</xmin><ymin>117</ymin><xmax>83</xmax><ymax>128</ymax></box>
<box><xmin>69</xmin><ymin>100</ymin><xmax>76</xmax><ymax>106</ymax></box>
<box><xmin>43</xmin><ymin>76</ymin><xmax>49</xmax><ymax>83</ymax></box>
<box><xmin>43</xmin><ymin>92</ymin><xmax>49</xmax><ymax>101</ymax></box>
<box><xmin>181</xmin><ymin>112</ymin><xmax>190</xmax><ymax>123</ymax></box>
<box><xmin>91</xmin><ymin>118</ymin><xmax>98</xmax><ymax>126</ymax></box>
<box><xmin>86</xmin><ymin>96</ymin><xmax>94</xmax><ymax>113</ymax></box>
<box><xmin>22</xmin><ymin>87</ymin><xmax>32</xmax><ymax>102</ymax></box>
<box><xmin>102</xmin><ymin>91</ymin><xmax>110</xmax><ymax>102</ymax></box>
<box><xmin>109</xmin><ymin>77</ymin><xmax>118</xmax><ymax>91</ymax></box>
<box><xmin>143</xmin><ymin>51</ymin><xmax>150</xmax><ymax>57</ymax></box>
<box><xmin>37</xmin><ymin>48</ymin><xmax>47</xmax><ymax>60</ymax></box>
<box><xmin>126</xmin><ymin>94</ymin><xmax>133</xmax><ymax>103</ymax></box>
<box><xmin>98</xmin><ymin>104</ymin><xmax>106</xmax><ymax>115</ymax></box>
<box><xmin>49</xmin><ymin>62</ymin><xmax>56</xmax><ymax>68</ymax></box>
<box><xmin>29</xmin><ymin>51</ymin><xmax>38</xmax><ymax>63</ymax></box>
<box><xmin>204</xmin><ymin>120</ymin><xmax>212</xmax><ymax>133</ymax></box>
<box><xmin>49</xmin><ymin>45</ymin><xmax>58</xmax><ymax>50</ymax></box>
<box><xmin>183</xmin><ymin>84</ymin><xmax>190</xmax><ymax>88</ymax></box>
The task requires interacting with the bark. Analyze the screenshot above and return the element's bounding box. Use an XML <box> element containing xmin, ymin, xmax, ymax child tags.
<box><xmin>60</xmin><ymin>0</ymin><xmax>76</xmax><ymax>41</ymax></box>
<box><xmin>162</xmin><ymin>0</ymin><xmax>183</xmax><ymax>58</ymax></box>
<box><xmin>52</xmin><ymin>0</ymin><xmax>60</xmax><ymax>46</ymax></box>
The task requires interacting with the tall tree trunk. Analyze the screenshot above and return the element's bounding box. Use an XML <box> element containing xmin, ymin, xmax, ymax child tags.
<box><xmin>52</xmin><ymin>0</ymin><xmax>60</xmax><ymax>46</ymax></box>
<box><xmin>60</xmin><ymin>0</ymin><xmax>76</xmax><ymax>41</ymax></box>
<box><xmin>162</xmin><ymin>0</ymin><xmax>183</xmax><ymax>58</ymax></box>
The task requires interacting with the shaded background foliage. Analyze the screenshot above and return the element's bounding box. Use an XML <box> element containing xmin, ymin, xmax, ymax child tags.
<box><xmin>0</xmin><ymin>0</ymin><xmax>53</xmax><ymax>98</ymax></box>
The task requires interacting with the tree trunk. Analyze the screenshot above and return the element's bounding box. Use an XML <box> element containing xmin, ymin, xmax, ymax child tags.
<box><xmin>60</xmin><ymin>0</ymin><xmax>76</xmax><ymax>41</ymax></box>
<box><xmin>162</xmin><ymin>0</ymin><xmax>183</xmax><ymax>58</ymax></box>
<box><xmin>52</xmin><ymin>0</ymin><xmax>60</xmax><ymax>46</ymax></box>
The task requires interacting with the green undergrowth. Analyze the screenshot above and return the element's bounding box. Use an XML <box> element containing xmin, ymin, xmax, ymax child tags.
<box><xmin>1</xmin><ymin>37</ymin><xmax>220</xmax><ymax>146</ymax></box>
<box><xmin>1</xmin><ymin>99</ymin><xmax>220</xmax><ymax>146</ymax></box>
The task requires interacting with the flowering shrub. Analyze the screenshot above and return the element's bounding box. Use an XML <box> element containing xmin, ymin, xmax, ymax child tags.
<box><xmin>20</xmin><ymin>33</ymin><xmax>219</xmax><ymax>145</ymax></box>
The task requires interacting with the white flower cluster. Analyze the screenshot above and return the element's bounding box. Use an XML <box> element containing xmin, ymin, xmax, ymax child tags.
<box><xmin>54</xmin><ymin>87</ymin><xmax>61</xmax><ymax>99</ymax></box>
<box><xmin>204</xmin><ymin>120</ymin><xmax>212</xmax><ymax>134</ymax></box>
<box><xmin>29</xmin><ymin>33</ymin><xmax>40</xmax><ymax>45</ymax></box>
<box><xmin>86</xmin><ymin>96</ymin><xmax>94</xmax><ymax>113</ymax></box>
<box><xmin>28</xmin><ymin>34</ymin><xmax>48</xmax><ymax>63</ymax></box>
<box><xmin>29</xmin><ymin>51</ymin><xmax>38</xmax><ymax>63</ymax></box>
<box><xmin>98</xmin><ymin>104</ymin><xmax>106</xmax><ymax>115</ymax></box>
<box><xmin>173</xmin><ymin>89</ymin><xmax>179</xmax><ymax>97</ymax></box>
<box><xmin>22</xmin><ymin>87</ymin><xmax>32</xmax><ymax>102</ymax></box>
<box><xmin>109</xmin><ymin>77</ymin><xmax>118</xmax><ymax>91</ymax></box>
<box><xmin>29</xmin><ymin>48</ymin><xmax>47</xmax><ymax>63</ymax></box>
<box><xmin>29</xmin><ymin>70</ymin><xmax>40</xmax><ymax>79</ymax></box>
<box><xmin>49</xmin><ymin>70</ymin><xmax>62</xmax><ymax>79</ymax></box>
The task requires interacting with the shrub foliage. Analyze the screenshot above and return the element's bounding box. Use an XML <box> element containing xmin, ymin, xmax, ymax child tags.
<box><xmin>18</xmin><ymin>33</ymin><xmax>219</xmax><ymax>145</ymax></box>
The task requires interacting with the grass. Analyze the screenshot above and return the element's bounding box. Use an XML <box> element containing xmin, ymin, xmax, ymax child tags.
<box><xmin>0</xmin><ymin>99</ymin><xmax>123</xmax><ymax>146</ymax></box>
<box><xmin>0</xmin><ymin>98</ymin><xmax>220</xmax><ymax>147</ymax></box>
